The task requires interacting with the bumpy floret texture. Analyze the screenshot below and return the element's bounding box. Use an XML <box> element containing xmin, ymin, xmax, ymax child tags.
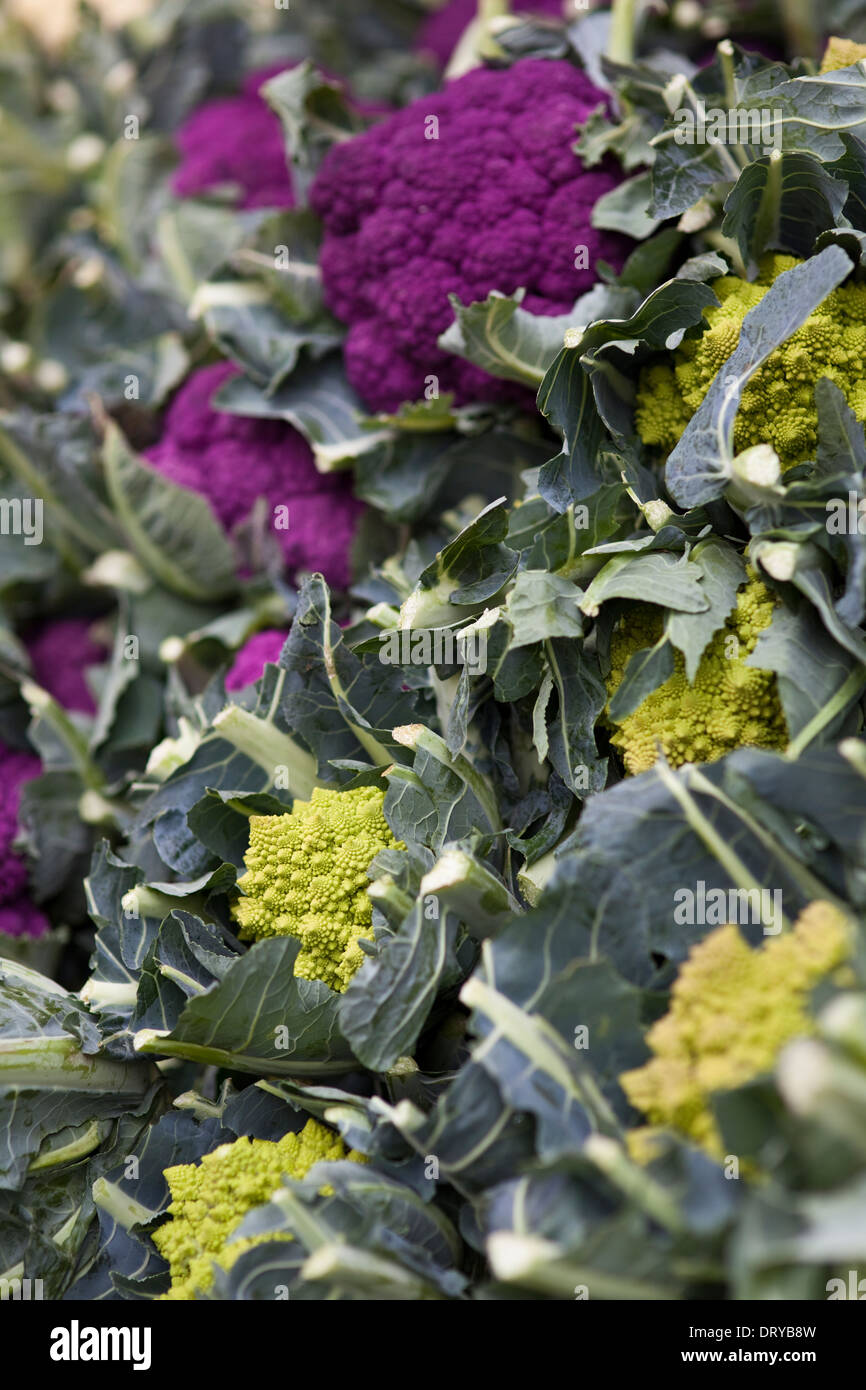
<box><xmin>0</xmin><ymin>742</ymin><xmax>48</xmax><ymax>939</ymax></box>
<box><xmin>224</xmin><ymin>629</ymin><xmax>289</xmax><ymax>692</ymax></box>
<box><xmin>606</xmin><ymin>577</ymin><xmax>787</xmax><ymax>775</ymax></box>
<box><xmin>819</xmin><ymin>36</ymin><xmax>866</xmax><ymax>72</ymax></box>
<box><xmin>145</xmin><ymin>363</ymin><xmax>363</xmax><ymax>590</ymax></box>
<box><xmin>172</xmin><ymin>66</ymin><xmax>295</xmax><ymax>209</ymax></box>
<box><xmin>24</xmin><ymin>618</ymin><xmax>106</xmax><ymax>714</ymax></box>
<box><xmin>635</xmin><ymin>255</ymin><xmax>866</xmax><ymax>468</ymax></box>
<box><xmin>620</xmin><ymin>902</ymin><xmax>850</xmax><ymax>1157</ymax></box>
<box><xmin>152</xmin><ymin>1120</ymin><xmax>363</xmax><ymax>1300</ymax></box>
<box><xmin>416</xmin><ymin>0</ymin><xmax>564</xmax><ymax>66</ymax></box>
<box><xmin>233</xmin><ymin>786</ymin><xmax>403</xmax><ymax>990</ymax></box>
<box><xmin>311</xmin><ymin>58</ymin><xmax>627</xmax><ymax>412</ymax></box>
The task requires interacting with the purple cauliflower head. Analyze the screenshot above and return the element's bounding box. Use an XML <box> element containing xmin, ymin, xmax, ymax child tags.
<box><xmin>25</xmin><ymin>617</ymin><xmax>107</xmax><ymax>715</ymax></box>
<box><xmin>225</xmin><ymin>629</ymin><xmax>289</xmax><ymax>691</ymax></box>
<box><xmin>172</xmin><ymin>66</ymin><xmax>295</xmax><ymax>209</ymax></box>
<box><xmin>145</xmin><ymin>363</ymin><xmax>363</xmax><ymax>590</ymax></box>
<box><xmin>416</xmin><ymin>0</ymin><xmax>566</xmax><ymax>67</ymax></box>
<box><xmin>0</xmin><ymin>743</ymin><xmax>48</xmax><ymax>939</ymax></box>
<box><xmin>310</xmin><ymin>58</ymin><xmax>628</xmax><ymax>412</ymax></box>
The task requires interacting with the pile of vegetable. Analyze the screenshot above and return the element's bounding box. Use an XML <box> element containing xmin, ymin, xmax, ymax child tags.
<box><xmin>2</xmin><ymin>0</ymin><xmax>866</xmax><ymax>1304</ymax></box>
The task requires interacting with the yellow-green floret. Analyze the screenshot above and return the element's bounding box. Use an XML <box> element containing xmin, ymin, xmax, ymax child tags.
<box><xmin>819</xmin><ymin>36</ymin><xmax>866</xmax><ymax>71</ymax></box>
<box><xmin>605</xmin><ymin>576</ymin><xmax>787</xmax><ymax>775</ymax></box>
<box><xmin>232</xmin><ymin>785</ymin><xmax>404</xmax><ymax>991</ymax></box>
<box><xmin>152</xmin><ymin>1119</ymin><xmax>364</xmax><ymax>1300</ymax></box>
<box><xmin>620</xmin><ymin>901</ymin><xmax>851</xmax><ymax>1159</ymax></box>
<box><xmin>635</xmin><ymin>254</ymin><xmax>866</xmax><ymax>468</ymax></box>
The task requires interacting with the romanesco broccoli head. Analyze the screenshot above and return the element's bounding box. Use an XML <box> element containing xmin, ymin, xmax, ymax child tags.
<box><xmin>605</xmin><ymin>576</ymin><xmax>787</xmax><ymax>775</ymax></box>
<box><xmin>635</xmin><ymin>255</ymin><xmax>866</xmax><ymax>468</ymax></box>
<box><xmin>232</xmin><ymin>785</ymin><xmax>403</xmax><ymax>990</ymax></box>
<box><xmin>152</xmin><ymin>1119</ymin><xmax>362</xmax><ymax>1300</ymax></box>
<box><xmin>620</xmin><ymin>901</ymin><xmax>851</xmax><ymax>1158</ymax></box>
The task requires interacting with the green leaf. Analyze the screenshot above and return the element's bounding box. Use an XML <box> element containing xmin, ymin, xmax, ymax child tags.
<box><xmin>384</xmin><ymin>1060</ymin><xmax>536</xmax><ymax>1194</ymax></box>
<box><xmin>340</xmin><ymin>900</ymin><xmax>457</xmax><ymax>1072</ymax></box>
<box><xmin>439</xmin><ymin>291</ymin><xmax>576</xmax><ymax>388</ymax></box>
<box><xmin>607</xmin><ymin>636</ymin><xmax>674</xmax><ymax>722</ymax></box>
<box><xmin>615</xmin><ymin>228</ymin><xmax>683</xmax><ymax>293</ymax></box>
<box><xmin>262</xmin><ymin>62</ymin><xmax>365</xmax><ymax>203</ymax></box>
<box><xmin>580</xmin><ymin>551</ymin><xmax>710</xmax><ymax>616</ymax></box>
<box><xmin>666</xmin><ymin>538</ymin><xmax>746</xmax><ymax>681</ymax></box>
<box><xmin>544</xmin><ymin>637</ymin><xmax>608</xmax><ymax>794</ymax></box>
<box><xmin>815</xmin><ymin>377</ymin><xmax>866</xmax><ymax>480</ymax></box>
<box><xmin>102</xmin><ymin>420</ymin><xmax>238</xmax><ymax>602</ymax></box>
<box><xmin>0</xmin><ymin>481</ymin><xmax>58</xmax><ymax>590</ymax></box>
<box><xmin>403</xmin><ymin>500</ymin><xmax>518</xmax><ymax>627</ymax></box>
<box><xmin>157</xmin><ymin>201</ymin><xmax>259</xmax><ymax>300</ymax></box>
<box><xmin>828</xmin><ymin>133</ymin><xmax>866</xmax><ymax>231</ymax></box>
<box><xmin>592</xmin><ymin>171</ymin><xmax>659</xmax><ymax>238</ymax></box>
<box><xmin>133</xmin><ymin>937</ymin><xmax>353</xmax><ymax>1076</ymax></box>
<box><xmin>0</xmin><ymin>411</ymin><xmax>122</xmax><ymax>559</ymax></box>
<box><xmin>749</xmin><ymin>603</ymin><xmax>861</xmax><ymax>744</ymax></box>
<box><xmin>194</xmin><ymin>276</ymin><xmax>341</xmax><ymax>393</ymax></box>
<box><xmin>67</xmin><ymin>1110</ymin><xmax>223</xmax><ymax>1299</ymax></box>
<box><xmin>0</xmin><ymin>959</ymin><xmax>160</xmax><ymax>1190</ymax></box>
<box><xmin>461</xmin><ymin>954</ymin><xmax>644</xmax><ymax>1157</ymax></box>
<box><xmin>537</xmin><ymin>352</ymin><xmax>607</xmax><ymax>510</ymax></box>
<box><xmin>186</xmin><ymin>788</ymin><xmax>290</xmax><ymax>868</ymax></box>
<box><xmin>353</xmin><ymin>432</ymin><xmax>459</xmax><ymax>525</ymax></box>
<box><xmin>278</xmin><ymin>576</ymin><xmax>423</xmax><ymax>772</ymax></box>
<box><xmin>766</xmin><ymin>65</ymin><xmax>866</xmax><ymax>160</ymax></box>
<box><xmin>722</xmin><ymin>152</ymin><xmax>849</xmax><ymax>275</ymax></box>
<box><xmin>504</xmin><ymin>571</ymin><xmax>585</xmax><ymax>648</ymax></box>
<box><xmin>213</xmin><ymin>354</ymin><xmax>377</xmax><ymax>473</ymax></box>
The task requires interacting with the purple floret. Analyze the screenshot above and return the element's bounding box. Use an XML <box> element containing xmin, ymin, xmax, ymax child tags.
<box><xmin>310</xmin><ymin>58</ymin><xmax>628</xmax><ymax>412</ymax></box>
<box><xmin>225</xmin><ymin>629</ymin><xmax>289</xmax><ymax>691</ymax></box>
<box><xmin>145</xmin><ymin>363</ymin><xmax>363</xmax><ymax>590</ymax></box>
<box><xmin>0</xmin><ymin>743</ymin><xmax>48</xmax><ymax>940</ymax></box>
<box><xmin>172</xmin><ymin>66</ymin><xmax>295</xmax><ymax>209</ymax></box>
<box><xmin>417</xmin><ymin>0</ymin><xmax>565</xmax><ymax>67</ymax></box>
<box><xmin>25</xmin><ymin>618</ymin><xmax>106</xmax><ymax>715</ymax></box>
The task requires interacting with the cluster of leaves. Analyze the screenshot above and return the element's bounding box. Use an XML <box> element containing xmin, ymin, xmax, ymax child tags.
<box><xmin>4</xmin><ymin>0</ymin><xmax>866</xmax><ymax>1303</ymax></box>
